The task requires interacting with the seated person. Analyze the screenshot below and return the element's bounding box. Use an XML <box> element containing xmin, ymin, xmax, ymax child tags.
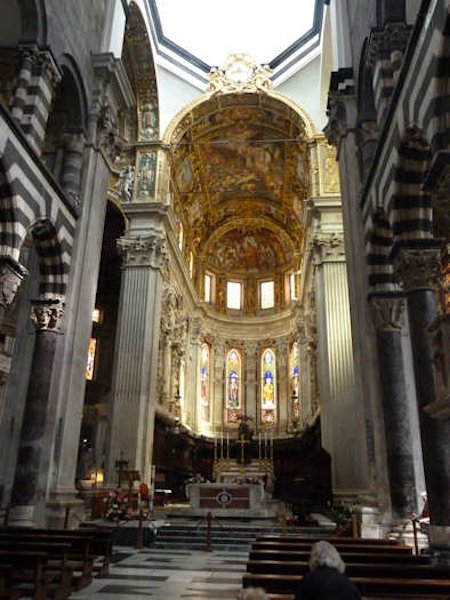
<box><xmin>295</xmin><ymin>540</ymin><xmax>362</xmax><ymax>600</ymax></box>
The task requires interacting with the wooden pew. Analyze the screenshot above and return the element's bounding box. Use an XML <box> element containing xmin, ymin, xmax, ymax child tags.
<box><xmin>0</xmin><ymin>549</ymin><xmax>61</xmax><ymax>600</ymax></box>
<box><xmin>0</xmin><ymin>531</ymin><xmax>94</xmax><ymax>590</ymax></box>
<box><xmin>242</xmin><ymin>573</ymin><xmax>450</xmax><ymax>596</ymax></box>
<box><xmin>246</xmin><ymin>559</ymin><xmax>450</xmax><ymax>579</ymax></box>
<box><xmin>0</xmin><ymin>525</ymin><xmax>113</xmax><ymax>579</ymax></box>
<box><xmin>249</xmin><ymin>549</ymin><xmax>431</xmax><ymax>564</ymax></box>
<box><xmin>256</xmin><ymin>534</ymin><xmax>405</xmax><ymax>546</ymax></box>
<box><xmin>251</xmin><ymin>540</ymin><xmax>414</xmax><ymax>554</ymax></box>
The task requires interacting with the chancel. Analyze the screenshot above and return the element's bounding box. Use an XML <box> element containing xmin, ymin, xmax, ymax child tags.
<box><xmin>0</xmin><ymin>0</ymin><xmax>449</xmax><ymax>598</ymax></box>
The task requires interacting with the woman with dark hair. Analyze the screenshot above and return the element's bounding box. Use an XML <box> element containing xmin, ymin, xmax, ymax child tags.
<box><xmin>295</xmin><ymin>540</ymin><xmax>362</xmax><ymax>600</ymax></box>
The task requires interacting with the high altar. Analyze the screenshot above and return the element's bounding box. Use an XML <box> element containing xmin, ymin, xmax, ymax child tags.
<box><xmin>186</xmin><ymin>437</ymin><xmax>275</xmax><ymax>516</ymax></box>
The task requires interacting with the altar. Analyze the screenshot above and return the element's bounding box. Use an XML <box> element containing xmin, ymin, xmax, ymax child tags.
<box><xmin>186</xmin><ymin>455</ymin><xmax>275</xmax><ymax>516</ymax></box>
<box><xmin>186</xmin><ymin>482</ymin><xmax>264</xmax><ymax>516</ymax></box>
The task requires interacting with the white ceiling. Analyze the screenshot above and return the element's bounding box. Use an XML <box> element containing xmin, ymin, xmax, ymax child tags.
<box><xmin>154</xmin><ymin>0</ymin><xmax>317</xmax><ymax>67</ymax></box>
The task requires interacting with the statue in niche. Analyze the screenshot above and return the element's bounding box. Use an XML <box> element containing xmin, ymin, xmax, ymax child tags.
<box><xmin>118</xmin><ymin>165</ymin><xmax>135</xmax><ymax>202</ymax></box>
<box><xmin>140</xmin><ymin>99</ymin><xmax>157</xmax><ymax>140</ymax></box>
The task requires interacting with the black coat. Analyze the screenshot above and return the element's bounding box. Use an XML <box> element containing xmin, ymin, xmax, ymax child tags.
<box><xmin>294</xmin><ymin>566</ymin><xmax>362</xmax><ymax>600</ymax></box>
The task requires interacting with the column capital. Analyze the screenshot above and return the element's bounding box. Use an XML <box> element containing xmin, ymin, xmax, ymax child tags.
<box><xmin>367</xmin><ymin>23</ymin><xmax>412</xmax><ymax>67</ymax></box>
<box><xmin>30</xmin><ymin>299</ymin><xmax>64</xmax><ymax>331</ymax></box>
<box><xmin>0</xmin><ymin>258</ymin><xmax>28</xmax><ymax>308</ymax></box>
<box><xmin>369</xmin><ymin>293</ymin><xmax>406</xmax><ymax>331</ymax></box>
<box><xmin>324</xmin><ymin>68</ymin><xmax>356</xmax><ymax>146</ymax></box>
<box><xmin>393</xmin><ymin>242</ymin><xmax>443</xmax><ymax>293</ymax></box>
<box><xmin>312</xmin><ymin>232</ymin><xmax>345</xmax><ymax>265</ymax></box>
<box><xmin>36</xmin><ymin>48</ymin><xmax>62</xmax><ymax>87</ymax></box>
<box><xmin>117</xmin><ymin>234</ymin><xmax>168</xmax><ymax>269</ymax></box>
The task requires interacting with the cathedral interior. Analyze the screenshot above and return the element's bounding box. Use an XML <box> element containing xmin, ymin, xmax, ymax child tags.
<box><xmin>0</xmin><ymin>0</ymin><xmax>449</xmax><ymax>577</ymax></box>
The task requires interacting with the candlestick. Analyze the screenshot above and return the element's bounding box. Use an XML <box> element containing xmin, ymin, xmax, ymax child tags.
<box><xmin>258</xmin><ymin>432</ymin><xmax>261</xmax><ymax>460</ymax></box>
<box><xmin>226</xmin><ymin>432</ymin><xmax>230</xmax><ymax>460</ymax></box>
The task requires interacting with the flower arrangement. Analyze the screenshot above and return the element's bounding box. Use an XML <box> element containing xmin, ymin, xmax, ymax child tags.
<box><xmin>103</xmin><ymin>489</ymin><xmax>133</xmax><ymax>522</ymax></box>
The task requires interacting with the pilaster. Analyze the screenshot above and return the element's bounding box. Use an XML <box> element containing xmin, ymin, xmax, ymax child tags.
<box><xmin>107</xmin><ymin>233</ymin><xmax>168</xmax><ymax>485</ymax></box>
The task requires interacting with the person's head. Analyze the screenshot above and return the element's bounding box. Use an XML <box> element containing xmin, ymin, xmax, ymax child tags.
<box><xmin>308</xmin><ymin>540</ymin><xmax>346</xmax><ymax>573</ymax></box>
<box><xmin>237</xmin><ymin>587</ymin><xmax>269</xmax><ymax>600</ymax></box>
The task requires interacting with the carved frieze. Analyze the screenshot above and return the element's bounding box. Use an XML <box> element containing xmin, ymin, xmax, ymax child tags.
<box><xmin>117</xmin><ymin>234</ymin><xmax>168</xmax><ymax>269</ymax></box>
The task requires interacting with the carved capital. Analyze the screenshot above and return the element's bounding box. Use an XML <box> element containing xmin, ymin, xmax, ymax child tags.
<box><xmin>312</xmin><ymin>232</ymin><xmax>345</xmax><ymax>265</ymax></box>
<box><xmin>394</xmin><ymin>245</ymin><xmax>443</xmax><ymax>293</ymax></box>
<box><xmin>30</xmin><ymin>299</ymin><xmax>64</xmax><ymax>331</ymax></box>
<box><xmin>367</xmin><ymin>23</ymin><xmax>412</xmax><ymax>68</ymax></box>
<box><xmin>369</xmin><ymin>294</ymin><xmax>406</xmax><ymax>331</ymax></box>
<box><xmin>0</xmin><ymin>258</ymin><xmax>28</xmax><ymax>308</ymax></box>
<box><xmin>324</xmin><ymin>68</ymin><xmax>355</xmax><ymax>145</ymax></box>
<box><xmin>36</xmin><ymin>49</ymin><xmax>62</xmax><ymax>87</ymax></box>
<box><xmin>117</xmin><ymin>234</ymin><xmax>168</xmax><ymax>269</ymax></box>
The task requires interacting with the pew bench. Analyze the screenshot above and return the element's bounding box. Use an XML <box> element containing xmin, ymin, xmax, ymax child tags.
<box><xmin>251</xmin><ymin>540</ymin><xmax>414</xmax><ymax>554</ymax></box>
<box><xmin>249</xmin><ymin>549</ymin><xmax>431</xmax><ymax>564</ymax></box>
<box><xmin>0</xmin><ymin>531</ymin><xmax>94</xmax><ymax>590</ymax></box>
<box><xmin>0</xmin><ymin>549</ymin><xmax>70</xmax><ymax>600</ymax></box>
<box><xmin>246</xmin><ymin>559</ymin><xmax>450</xmax><ymax>580</ymax></box>
<box><xmin>242</xmin><ymin>573</ymin><xmax>450</xmax><ymax>596</ymax></box>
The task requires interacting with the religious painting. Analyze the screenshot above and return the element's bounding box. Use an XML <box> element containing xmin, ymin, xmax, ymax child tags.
<box><xmin>226</xmin><ymin>349</ymin><xmax>242</xmax><ymax>425</ymax></box>
<box><xmin>139</xmin><ymin>98</ymin><xmax>158</xmax><ymax>141</ymax></box>
<box><xmin>86</xmin><ymin>337</ymin><xmax>97</xmax><ymax>381</ymax></box>
<box><xmin>197</xmin><ymin>124</ymin><xmax>284</xmax><ymax>200</ymax></box>
<box><xmin>200</xmin><ymin>343</ymin><xmax>210</xmax><ymax>422</ymax></box>
<box><xmin>136</xmin><ymin>151</ymin><xmax>156</xmax><ymax>199</ymax></box>
<box><xmin>176</xmin><ymin>157</ymin><xmax>194</xmax><ymax>193</ymax></box>
<box><xmin>290</xmin><ymin>342</ymin><xmax>300</xmax><ymax>424</ymax></box>
<box><xmin>261</xmin><ymin>348</ymin><xmax>277</xmax><ymax>424</ymax></box>
<box><xmin>207</xmin><ymin>228</ymin><xmax>288</xmax><ymax>274</ymax></box>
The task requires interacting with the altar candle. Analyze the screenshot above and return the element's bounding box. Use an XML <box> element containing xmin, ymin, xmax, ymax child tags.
<box><xmin>226</xmin><ymin>432</ymin><xmax>230</xmax><ymax>458</ymax></box>
<box><xmin>264</xmin><ymin>432</ymin><xmax>267</xmax><ymax>459</ymax></box>
<box><xmin>258</xmin><ymin>432</ymin><xmax>261</xmax><ymax>459</ymax></box>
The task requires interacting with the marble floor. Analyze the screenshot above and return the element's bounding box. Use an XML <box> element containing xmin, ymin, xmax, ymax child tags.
<box><xmin>70</xmin><ymin>545</ymin><xmax>248</xmax><ymax>600</ymax></box>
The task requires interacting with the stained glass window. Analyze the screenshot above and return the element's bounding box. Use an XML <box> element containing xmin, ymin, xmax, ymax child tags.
<box><xmin>290</xmin><ymin>273</ymin><xmax>298</xmax><ymax>300</ymax></box>
<box><xmin>226</xmin><ymin>348</ymin><xmax>242</xmax><ymax>424</ymax></box>
<box><xmin>189</xmin><ymin>252</ymin><xmax>194</xmax><ymax>277</ymax></box>
<box><xmin>200</xmin><ymin>343</ymin><xmax>210</xmax><ymax>422</ymax></box>
<box><xmin>261</xmin><ymin>348</ymin><xmax>276</xmax><ymax>424</ymax></box>
<box><xmin>290</xmin><ymin>342</ymin><xmax>300</xmax><ymax>424</ymax></box>
<box><xmin>178</xmin><ymin>222</ymin><xmax>184</xmax><ymax>250</ymax></box>
<box><xmin>86</xmin><ymin>337</ymin><xmax>97</xmax><ymax>381</ymax></box>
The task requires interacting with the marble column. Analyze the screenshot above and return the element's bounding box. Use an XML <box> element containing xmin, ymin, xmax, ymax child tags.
<box><xmin>107</xmin><ymin>233</ymin><xmax>167</xmax><ymax>485</ymax></box>
<box><xmin>212</xmin><ymin>339</ymin><xmax>225</xmax><ymax>436</ymax></box>
<box><xmin>189</xmin><ymin>318</ymin><xmax>202</xmax><ymax>431</ymax></box>
<box><xmin>313</xmin><ymin>232</ymin><xmax>366</xmax><ymax>495</ymax></box>
<box><xmin>394</xmin><ymin>241</ymin><xmax>450</xmax><ymax>549</ymax></box>
<box><xmin>276</xmin><ymin>339</ymin><xmax>289</xmax><ymax>435</ymax></box>
<box><xmin>10</xmin><ymin>299</ymin><xmax>64</xmax><ymax>527</ymax></box>
<box><xmin>369</xmin><ymin>293</ymin><xmax>418</xmax><ymax>519</ymax></box>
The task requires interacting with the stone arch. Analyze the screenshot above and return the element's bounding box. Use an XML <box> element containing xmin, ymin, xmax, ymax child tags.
<box><xmin>5</xmin><ymin>0</ymin><xmax>47</xmax><ymax>45</ymax></box>
<box><xmin>42</xmin><ymin>56</ymin><xmax>87</xmax><ymax>180</ymax></box>
<box><xmin>28</xmin><ymin>218</ymin><xmax>67</xmax><ymax>299</ymax></box>
<box><xmin>392</xmin><ymin>127</ymin><xmax>432</xmax><ymax>243</ymax></box>
<box><xmin>124</xmin><ymin>2</ymin><xmax>160</xmax><ymax>141</ymax></box>
<box><xmin>366</xmin><ymin>208</ymin><xmax>396</xmax><ymax>294</ymax></box>
<box><xmin>0</xmin><ymin>160</ymin><xmax>20</xmax><ymax>263</ymax></box>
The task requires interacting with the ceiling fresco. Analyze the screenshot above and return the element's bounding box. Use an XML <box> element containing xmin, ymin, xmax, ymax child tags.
<box><xmin>169</xmin><ymin>92</ymin><xmax>311</xmax><ymax>280</ymax></box>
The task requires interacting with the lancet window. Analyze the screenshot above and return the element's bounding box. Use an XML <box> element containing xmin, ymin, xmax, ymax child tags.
<box><xmin>200</xmin><ymin>343</ymin><xmax>210</xmax><ymax>422</ymax></box>
<box><xmin>290</xmin><ymin>342</ymin><xmax>300</xmax><ymax>424</ymax></box>
<box><xmin>226</xmin><ymin>348</ymin><xmax>242</xmax><ymax>425</ymax></box>
<box><xmin>261</xmin><ymin>347</ymin><xmax>276</xmax><ymax>424</ymax></box>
